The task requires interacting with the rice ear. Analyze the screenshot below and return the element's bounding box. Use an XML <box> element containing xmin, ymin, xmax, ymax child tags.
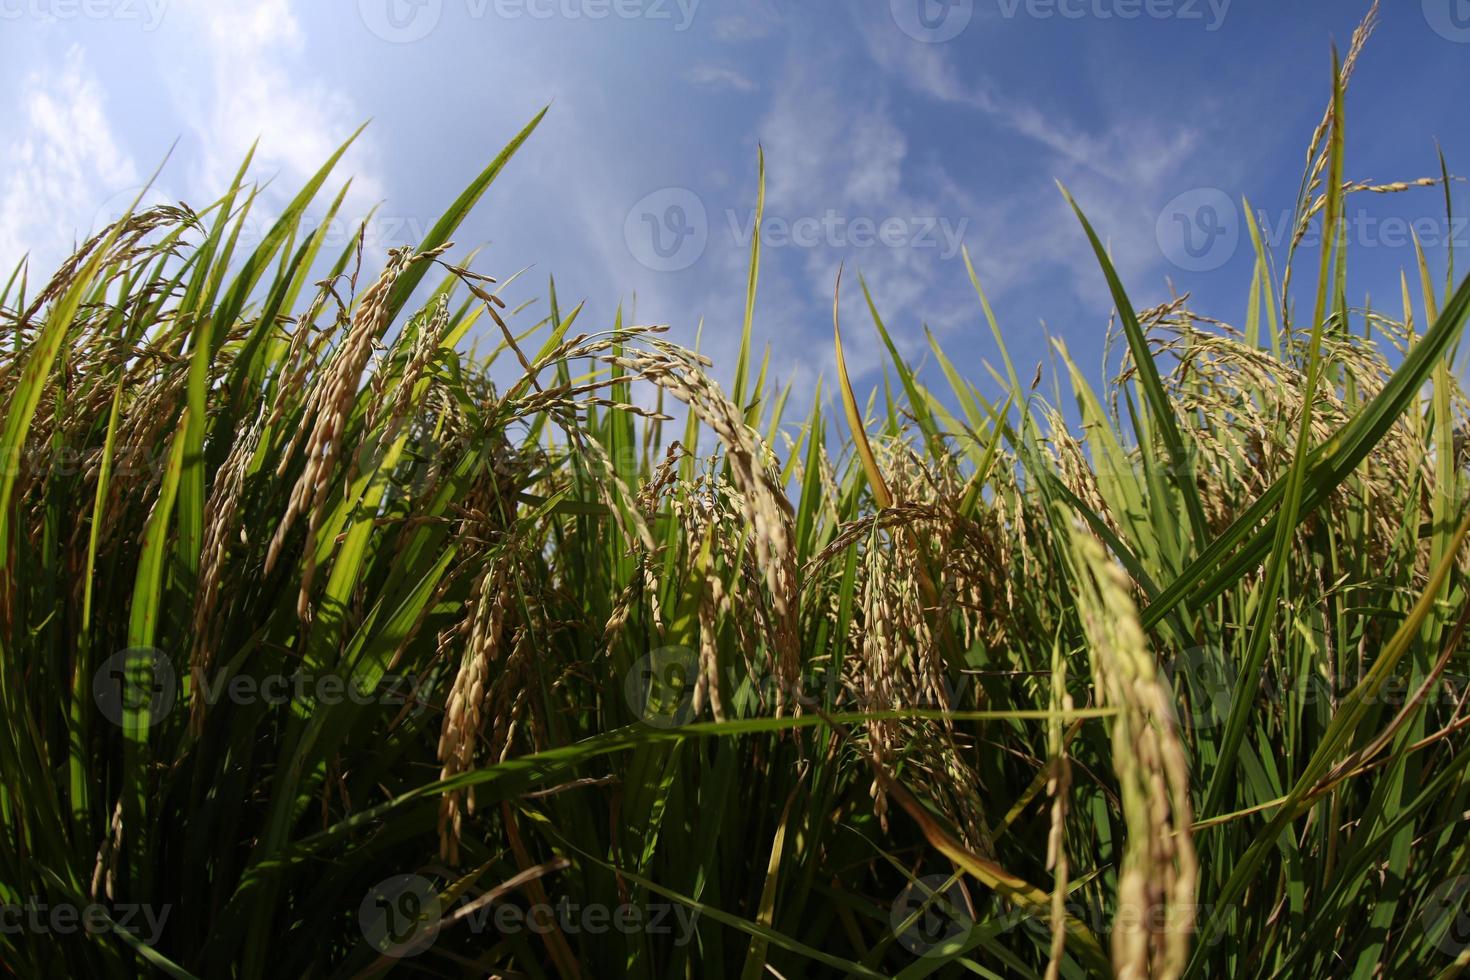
<box><xmin>1067</xmin><ymin>530</ymin><xmax>1198</xmax><ymax>980</ymax></box>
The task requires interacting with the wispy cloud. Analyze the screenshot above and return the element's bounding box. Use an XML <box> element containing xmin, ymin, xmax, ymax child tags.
<box><xmin>0</xmin><ymin>44</ymin><xmax>139</xmax><ymax>275</ymax></box>
<box><xmin>713</xmin><ymin>12</ymin><xmax>776</xmax><ymax>42</ymax></box>
<box><xmin>0</xmin><ymin>2</ymin><xmax>398</xmax><ymax>298</ymax></box>
<box><xmin>687</xmin><ymin>64</ymin><xmax>757</xmax><ymax>92</ymax></box>
<box><xmin>753</xmin><ymin>46</ymin><xmax>980</xmax><ymax>387</ymax></box>
<box><xmin>852</xmin><ymin>15</ymin><xmax>1211</xmax><ymax>310</ymax></box>
<box><xmin>163</xmin><ymin>0</ymin><xmax>385</xmax><ymax>236</ymax></box>
<box><xmin>856</xmin><ymin>18</ymin><xmax>1199</xmax><ymax>185</ymax></box>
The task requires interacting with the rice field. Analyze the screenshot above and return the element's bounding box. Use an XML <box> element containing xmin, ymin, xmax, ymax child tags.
<box><xmin>2</xmin><ymin>8</ymin><xmax>1469</xmax><ymax>978</ymax></box>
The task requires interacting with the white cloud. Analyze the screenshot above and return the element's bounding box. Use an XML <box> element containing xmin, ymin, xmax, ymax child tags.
<box><xmin>712</xmin><ymin>12</ymin><xmax>775</xmax><ymax>42</ymax></box>
<box><xmin>0</xmin><ymin>45</ymin><xmax>139</xmax><ymax>276</ymax></box>
<box><xmin>687</xmin><ymin>64</ymin><xmax>757</xmax><ymax>93</ymax></box>
<box><xmin>753</xmin><ymin>48</ymin><xmax>977</xmax><ymax>389</ymax></box>
<box><xmin>856</xmin><ymin>18</ymin><xmax>1198</xmax><ymax>186</ymax></box>
<box><xmin>0</xmin><ymin>1</ymin><xmax>392</xmax><ymax>283</ymax></box>
<box><xmin>162</xmin><ymin>0</ymin><xmax>385</xmax><ymax>240</ymax></box>
<box><xmin>852</xmin><ymin>15</ymin><xmax>1211</xmax><ymax>311</ymax></box>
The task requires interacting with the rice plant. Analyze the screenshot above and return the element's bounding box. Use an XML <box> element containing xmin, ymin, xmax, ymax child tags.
<box><xmin>2</xmin><ymin>7</ymin><xmax>1469</xmax><ymax>977</ymax></box>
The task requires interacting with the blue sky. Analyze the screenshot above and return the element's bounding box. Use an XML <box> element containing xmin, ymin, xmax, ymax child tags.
<box><xmin>2</xmin><ymin>1</ymin><xmax>1466</xmax><ymax>407</ymax></box>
